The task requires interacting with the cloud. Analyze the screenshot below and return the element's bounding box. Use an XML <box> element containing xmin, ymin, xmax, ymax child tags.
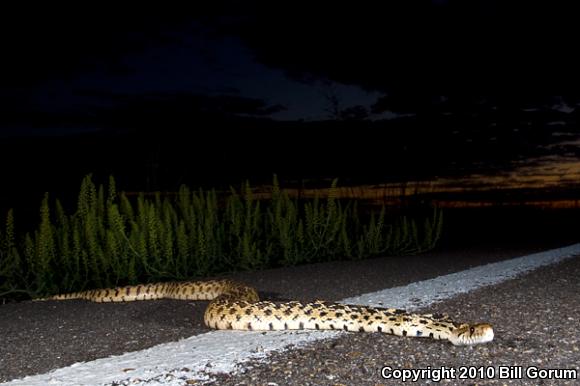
<box><xmin>0</xmin><ymin>5</ymin><xmax>193</xmax><ymax>87</ymax></box>
<box><xmin>86</xmin><ymin>91</ymin><xmax>287</xmax><ymax>127</ymax></box>
<box><xmin>204</xmin><ymin>2</ymin><xmax>580</xmax><ymax>92</ymax></box>
<box><xmin>3</xmin><ymin>2</ymin><xmax>580</xmax><ymax>93</ymax></box>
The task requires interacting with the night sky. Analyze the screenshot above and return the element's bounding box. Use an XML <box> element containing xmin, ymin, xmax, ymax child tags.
<box><xmin>2</xmin><ymin>1</ymin><xmax>580</xmax><ymax>207</ymax></box>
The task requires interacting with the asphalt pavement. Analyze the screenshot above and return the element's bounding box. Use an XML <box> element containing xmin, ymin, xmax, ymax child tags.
<box><xmin>1</xmin><ymin>241</ymin><xmax>578</xmax><ymax>384</ymax></box>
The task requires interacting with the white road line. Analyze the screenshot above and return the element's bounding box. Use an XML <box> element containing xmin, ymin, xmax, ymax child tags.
<box><xmin>4</xmin><ymin>243</ymin><xmax>580</xmax><ymax>386</ymax></box>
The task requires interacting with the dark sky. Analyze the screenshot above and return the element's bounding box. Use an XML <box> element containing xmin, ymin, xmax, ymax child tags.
<box><xmin>1</xmin><ymin>1</ymin><xmax>580</xmax><ymax>196</ymax></box>
<box><xmin>2</xmin><ymin>2</ymin><xmax>580</xmax><ymax>130</ymax></box>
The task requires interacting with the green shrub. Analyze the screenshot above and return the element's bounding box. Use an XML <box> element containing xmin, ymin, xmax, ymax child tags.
<box><xmin>0</xmin><ymin>175</ymin><xmax>443</xmax><ymax>300</ymax></box>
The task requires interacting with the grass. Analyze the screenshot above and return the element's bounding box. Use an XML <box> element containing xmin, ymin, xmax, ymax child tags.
<box><xmin>0</xmin><ymin>175</ymin><xmax>442</xmax><ymax>300</ymax></box>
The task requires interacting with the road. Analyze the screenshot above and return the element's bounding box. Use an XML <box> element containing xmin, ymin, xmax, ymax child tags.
<box><xmin>1</xmin><ymin>241</ymin><xmax>578</xmax><ymax>385</ymax></box>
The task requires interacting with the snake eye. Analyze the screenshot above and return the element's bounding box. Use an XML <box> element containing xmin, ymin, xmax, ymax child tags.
<box><xmin>469</xmin><ymin>327</ymin><xmax>475</xmax><ymax>334</ymax></box>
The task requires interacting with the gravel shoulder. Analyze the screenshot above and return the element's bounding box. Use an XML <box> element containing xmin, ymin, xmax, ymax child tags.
<box><xmin>0</xmin><ymin>241</ymin><xmax>576</xmax><ymax>383</ymax></box>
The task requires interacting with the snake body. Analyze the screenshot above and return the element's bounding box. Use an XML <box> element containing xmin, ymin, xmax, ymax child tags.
<box><xmin>38</xmin><ymin>279</ymin><xmax>494</xmax><ymax>345</ymax></box>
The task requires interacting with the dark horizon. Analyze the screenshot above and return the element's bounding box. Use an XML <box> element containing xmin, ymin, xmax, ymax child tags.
<box><xmin>1</xmin><ymin>1</ymin><xmax>580</xmax><ymax>213</ymax></box>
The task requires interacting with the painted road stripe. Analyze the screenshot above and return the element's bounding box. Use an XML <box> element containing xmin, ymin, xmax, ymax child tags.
<box><xmin>4</xmin><ymin>243</ymin><xmax>580</xmax><ymax>386</ymax></box>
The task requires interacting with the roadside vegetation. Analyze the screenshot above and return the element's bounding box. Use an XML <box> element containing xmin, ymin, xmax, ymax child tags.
<box><xmin>0</xmin><ymin>175</ymin><xmax>442</xmax><ymax>301</ymax></box>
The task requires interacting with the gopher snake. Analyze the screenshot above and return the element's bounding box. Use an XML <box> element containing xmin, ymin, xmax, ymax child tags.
<box><xmin>37</xmin><ymin>279</ymin><xmax>494</xmax><ymax>345</ymax></box>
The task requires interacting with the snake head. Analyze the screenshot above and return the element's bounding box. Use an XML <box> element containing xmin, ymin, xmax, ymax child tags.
<box><xmin>449</xmin><ymin>323</ymin><xmax>494</xmax><ymax>345</ymax></box>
